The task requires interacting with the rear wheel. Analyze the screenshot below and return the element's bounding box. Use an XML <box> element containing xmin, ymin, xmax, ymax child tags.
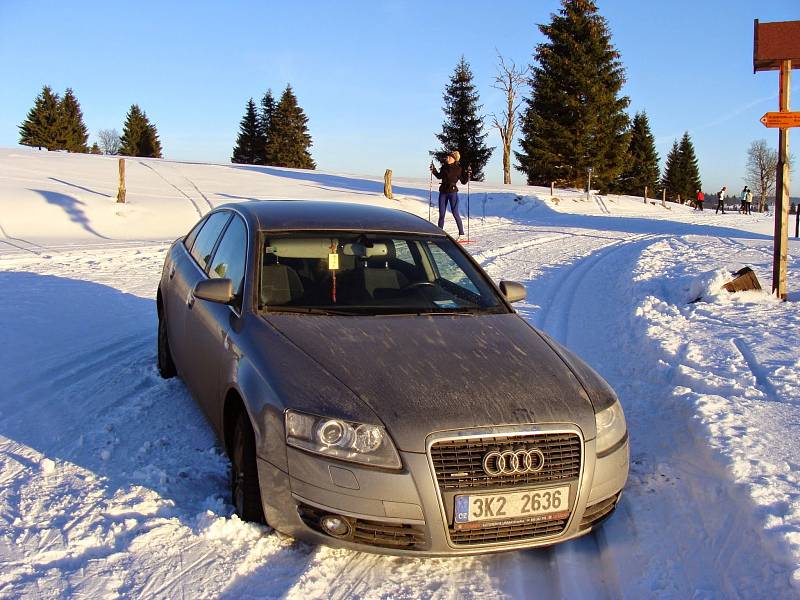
<box><xmin>157</xmin><ymin>311</ymin><xmax>177</xmax><ymax>379</ymax></box>
<box><xmin>231</xmin><ymin>411</ymin><xmax>266</xmax><ymax>523</ymax></box>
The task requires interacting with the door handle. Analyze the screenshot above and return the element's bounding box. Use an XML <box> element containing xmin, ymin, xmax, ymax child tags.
<box><xmin>187</xmin><ymin>294</ymin><xmax>195</xmax><ymax>309</ymax></box>
<box><xmin>169</xmin><ymin>266</ymin><xmax>176</xmax><ymax>280</ymax></box>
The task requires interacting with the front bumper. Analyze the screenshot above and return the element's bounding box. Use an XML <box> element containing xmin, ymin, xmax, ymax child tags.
<box><xmin>257</xmin><ymin>425</ymin><xmax>629</xmax><ymax>556</ymax></box>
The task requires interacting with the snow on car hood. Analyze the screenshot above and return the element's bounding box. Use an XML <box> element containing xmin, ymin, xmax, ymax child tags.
<box><xmin>264</xmin><ymin>312</ymin><xmax>597</xmax><ymax>452</ymax></box>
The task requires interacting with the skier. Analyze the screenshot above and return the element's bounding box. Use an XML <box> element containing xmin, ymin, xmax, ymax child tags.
<box><xmin>430</xmin><ymin>151</ymin><xmax>471</xmax><ymax>238</ymax></box>
<box><xmin>744</xmin><ymin>187</ymin><xmax>753</xmax><ymax>215</ymax></box>
<box><xmin>695</xmin><ymin>189</ymin><xmax>704</xmax><ymax>211</ymax></box>
<box><xmin>715</xmin><ymin>186</ymin><xmax>727</xmax><ymax>214</ymax></box>
<box><xmin>740</xmin><ymin>186</ymin><xmax>749</xmax><ymax>214</ymax></box>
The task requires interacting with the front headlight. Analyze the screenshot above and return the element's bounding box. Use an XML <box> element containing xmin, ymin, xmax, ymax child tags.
<box><xmin>285</xmin><ymin>410</ymin><xmax>402</xmax><ymax>469</ymax></box>
<box><xmin>595</xmin><ymin>400</ymin><xmax>627</xmax><ymax>455</ymax></box>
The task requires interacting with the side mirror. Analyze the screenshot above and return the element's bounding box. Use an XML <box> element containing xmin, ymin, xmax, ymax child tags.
<box><xmin>193</xmin><ymin>279</ymin><xmax>234</xmax><ymax>304</ymax></box>
<box><xmin>499</xmin><ymin>280</ymin><xmax>527</xmax><ymax>303</ymax></box>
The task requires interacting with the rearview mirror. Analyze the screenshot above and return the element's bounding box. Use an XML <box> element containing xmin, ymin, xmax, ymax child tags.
<box><xmin>193</xmin><ymin>279</ymin><xmax>234</xmax><ymax>304</ymax></box>
<box><xmin>499</xmin><ymin>280</ymin><xmax>526</xmax><ymax>303</ymax></box>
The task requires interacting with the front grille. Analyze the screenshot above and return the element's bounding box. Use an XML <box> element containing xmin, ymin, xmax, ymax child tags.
<box><xmin>430</xmin><ymin>432</ymin><xmax>582</xmax><ymax>491</ymax></box>
<box><xmin>298</xmin><ymin>504</ymin><xmax>427</xmax><ymax>550</ymax></box>
<box><xmin>579</xmin><ymin>493</ymin><xmax>620</xmax><ymax>531</ymax></box>
<box><xmin>449</xmin><ymin>517</ymin><xmax>568</xmax><ymax>544</ymax></box>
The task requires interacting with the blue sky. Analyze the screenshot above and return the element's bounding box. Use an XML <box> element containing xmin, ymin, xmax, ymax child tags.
<box><xmin>1</xmin><ymin>1</ymin><xmax>797</xmax><ymax>194</ymax></box>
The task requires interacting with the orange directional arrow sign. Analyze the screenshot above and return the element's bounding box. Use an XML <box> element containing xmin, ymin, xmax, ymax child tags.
<box><xmin>760</xmin><ymin>112</ymin><xmax>800</xmax><ymax>128</ymax></box>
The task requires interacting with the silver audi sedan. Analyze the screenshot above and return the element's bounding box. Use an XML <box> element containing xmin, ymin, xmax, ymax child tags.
<box><xmin>156</xmin><ymin>201</ymin><xmax>629</xmax><ymax>556</ymax></box>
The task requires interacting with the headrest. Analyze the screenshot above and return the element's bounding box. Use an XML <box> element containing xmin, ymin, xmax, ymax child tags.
<box><xmin>261</xmin><ymin>264</ymin><xmax>303</xmax><ymax>305</ymax></box>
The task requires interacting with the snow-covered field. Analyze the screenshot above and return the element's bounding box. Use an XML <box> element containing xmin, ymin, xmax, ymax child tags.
<box><xmin>1</xmin><ymin>148</ymin><xmax>798</xmax><ymax>599</ymax></box>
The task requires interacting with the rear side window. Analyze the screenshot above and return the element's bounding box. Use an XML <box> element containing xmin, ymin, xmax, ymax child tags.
<box><xmin>208</xmin><ymin>215</ymin><xmax>248</xmax><ymax>309</ymax></box>
<box><xmin>184</xmin><ymin>217</ymin><xmax>205</xmax><ymax>251</ymax></box>
<box><xmin>190</xmin><ymin>211</ymin><xmax>231</xmax><ymax>271</ymax></box>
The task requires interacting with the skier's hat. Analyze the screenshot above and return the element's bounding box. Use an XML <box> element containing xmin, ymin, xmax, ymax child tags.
<box><xmin>449</xmin><ymin>150</ymin><xmax>461</xmax><ymax>162</ymax></box>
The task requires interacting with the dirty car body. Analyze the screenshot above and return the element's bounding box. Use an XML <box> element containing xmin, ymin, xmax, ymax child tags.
<box><xmin>156</xmin><ymin>200</ymin><xmax>629</xmax><ymax>556</ymax></box>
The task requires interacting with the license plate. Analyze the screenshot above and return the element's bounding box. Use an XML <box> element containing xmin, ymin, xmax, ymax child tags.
<box><xmin>454</xmin><ymin>485</ymin><xmax>570</xmax><ymax>529</ymax></box>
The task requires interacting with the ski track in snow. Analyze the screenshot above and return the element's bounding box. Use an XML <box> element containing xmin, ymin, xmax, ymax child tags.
<box><xmin>1</xmin><ymin>151</ymin><xmax>799</xmax><ymax>598</ymax></box>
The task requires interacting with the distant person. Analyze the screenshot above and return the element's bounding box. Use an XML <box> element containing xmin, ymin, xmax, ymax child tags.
<box><xmin>740</xmin><ymin>186</ymin><xmax>749</xmax><ymax>214</ymax></box>
<box><xmin>715</xmin><ymin>186</ymin><xmax>727</xmax><ymax>214</ymax></box>
<box><xmin>695</xmin><ymin>189</ymin><xmax>704</xmax><ymax>211</ymax></box>
<box><xmin>430</xmin><ymin>151</ymin><xmax>471</xmax><ymax>238</ymax></box>
<box><xmin>744</xmin><ymin>187</ymin><xmax>753</xmax><ymax>215</ymax></box>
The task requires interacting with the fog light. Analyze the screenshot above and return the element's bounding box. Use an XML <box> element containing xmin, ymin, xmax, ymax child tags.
<box><xmin>320</xmin><ymin>514</ymin><xmax>352</xmax><ymax>538</ymax></box>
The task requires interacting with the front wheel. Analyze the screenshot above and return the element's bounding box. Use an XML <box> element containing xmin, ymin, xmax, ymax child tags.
<box><xmin>231</xmin><ymin>411</ymin><xmax>266</xmax><ymax>523</ymax></box>
<box><xmin>157</xmin><ymin>312</ymin><xmax>177</xmax><ymax>379</ymax></box>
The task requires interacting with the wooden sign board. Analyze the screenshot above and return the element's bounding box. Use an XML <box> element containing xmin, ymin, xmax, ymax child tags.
<box><xmin>760</xmin><ymin>111</ymin><xmax>800</xmax><ymax>128</ymax></box>
<box><xmin>754</xmin><ymin>20</ymin><xmax>800</xmax><ymax>72</ymax></box>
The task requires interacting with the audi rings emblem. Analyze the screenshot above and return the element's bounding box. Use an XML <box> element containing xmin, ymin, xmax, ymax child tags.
<box><xmin>482</xmin><ymin>448</ymin><xmax>546</xmax><ymax>476</ymax></box>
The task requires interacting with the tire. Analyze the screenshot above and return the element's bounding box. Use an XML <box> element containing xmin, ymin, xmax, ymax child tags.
<box><xmin>157</xmin><ymin>311</ymin><xmax>177</xmax><ymax>379</ymax></box>
<box><xmin>231</xmin><ymin>410</ymin><xmax>266</xmax><ymax>523</ymax></box>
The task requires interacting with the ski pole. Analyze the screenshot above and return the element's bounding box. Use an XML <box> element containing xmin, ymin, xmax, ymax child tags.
<box><xmin>467</xmin><ymin>169</ymin><xmax>471</xmax><ymax>241</ymax></box>
<box><xmin>428</xmin><ymin>163</ymin><xmax>433</xmax><ymax>223</ymax></box>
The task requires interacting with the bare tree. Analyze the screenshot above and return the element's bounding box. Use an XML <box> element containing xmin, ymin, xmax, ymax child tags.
<box><xmin>491</xmin><ymin>52</ymin><xmax>528</xmax><ymax>185</ymax></box>
<box><xmin>97</xmin><ymin>128</ymin><xmax>121</xmax><ymax>155</ymax></box>
<box><xmin>745</xmin><ymin>139</ymin><xmax>795</xmax><ymax>212</ymax></box>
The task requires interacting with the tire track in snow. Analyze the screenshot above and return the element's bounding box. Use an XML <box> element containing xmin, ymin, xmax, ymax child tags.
<box><xmin>533</xmin><ymin>233</ymin><xmax>660</xmax><ymax>343</ymax></box>
<box><xmin>0</xmin><ymin>220</ymin><xmax>47</xmax><ymax>255</ymax></box>
<box><xmin>139</xmin><ymin>161</ymin><xmax>205</xmax><ymax>218</ymax></box>
<box><xmin>161</xmin><ymin>163</ymin><xmax>214</xmax><ymax>211</ymax></box>
<box><xmin>471</xmin><ymin>233</ymin><xmax>573</xmax><ymax>266</ymax></box>
<box><xmin>731</xmin><ymin>337</ymin><xmax>780</xmax><ymax>400</ymax></box>
<box><xmin>7</xmin><ymin>334</ymin><xmax>151</xmax><ymax>398</ymax></box>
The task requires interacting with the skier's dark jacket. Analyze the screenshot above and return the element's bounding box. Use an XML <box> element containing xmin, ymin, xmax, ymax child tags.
<box><xmin>432</xmin><ymin>162</ymin><xmax>469</xmax><ymax>193</ymax></box>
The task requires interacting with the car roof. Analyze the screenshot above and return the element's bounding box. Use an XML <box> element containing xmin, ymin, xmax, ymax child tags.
<box><xmin>220</xmin><ymin>200</ymin><xmax>446</xmax><ymax>236</ymax></box>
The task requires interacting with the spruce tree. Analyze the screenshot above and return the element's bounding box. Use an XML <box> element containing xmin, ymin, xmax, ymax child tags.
<box><xmin>616</xmin><ymin>111</ymin><xmax>659</xmax><ymax>196</ymax></box>
<box><xmin>659</xmin><ymin>133</ymin><xmax>701</xmax><ymax>202</ymax></box>
<box><xmin>516</xmin><ymin>0</ymin><xmax>630</xmax><ymax>191</ymax></box>
<box><xmin>677</xmin><ymin>132</ymin><xmax>701</xmax><ymax>200</ymax></box>
<box><xmin>431</xmin><ymin>56</ymin><xmax>493</xmax><ymax>181</ymax></box>
<box><xmin>19</xmin><ymin>85</ymin><xmax>61</xmax><ymax>150</ymax></box>
<box><xmin>57</xmin><ymin>88</ymin><xmax>89</xmax><ymax>153</ymax></box>
<box><xmin>120</xmin><ymin>104</ymin><xmax>162</xmax><ymax>158</ymax></box>
<box><xmin>90</xmin><ymin>142</ymin><xmax>102</xmax><ymax>155</ymax></box>
<box><xmin>660</xmin><ymin>141</ymin><xmax>680</xmax><ymax>199</ymax></box>
<box><xmin>258</xmin><ymin>89</ymin><xmax>276</xmax><ymax>165</ymax></box>
<box><xmin>266</xmin><ymin>85</ymin><xmax>315</xmax><ymax>169</ymax></box>
<box><xmin>143</xmin><ymin>121</ymin><xmax>163</xmax><ymax>159</ymax></box>
<box><xmin>231</xmin><ymin>99</ymin><xmax>261</xmax><ymax>164</ymax></box>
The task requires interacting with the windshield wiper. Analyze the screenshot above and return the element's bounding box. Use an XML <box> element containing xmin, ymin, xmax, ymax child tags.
<box><xmin>263</xmin><ymin>306</ymin><xmax>359</xmax><ymax>316</ymax></box>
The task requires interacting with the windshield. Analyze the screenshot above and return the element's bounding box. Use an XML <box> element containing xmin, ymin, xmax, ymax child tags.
<box><xmin>258</xmin><ymin>232</ymin><xmax>508</xmax><ymax>315</ymax></box>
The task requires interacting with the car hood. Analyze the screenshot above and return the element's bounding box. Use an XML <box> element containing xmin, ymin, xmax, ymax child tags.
<box><xmin>263</xmin><ymin>313</ymin><xmax>597</xmax><ymax>452</ymax></box>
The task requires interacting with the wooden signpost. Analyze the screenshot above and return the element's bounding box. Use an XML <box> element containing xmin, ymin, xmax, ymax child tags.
<box><xmin>754</xmin><ymin>19</ymin><xmax>800</xmax><ymax>300</ymax></box>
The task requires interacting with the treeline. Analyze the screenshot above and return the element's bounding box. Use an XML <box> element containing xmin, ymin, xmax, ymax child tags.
<box><xmin>429</xmin><ymin>0</ymin><xmax>701</xmax><ymax>198</ymax></box>
<box><xmin>231</xmin><ymin>84</ymin><xmax>315</xmax><ymax>169</ymax></box>
<box><xmin>18</xmin><ymin>85</ymin><xmax>162</xmax><ymax>158</ymax></box>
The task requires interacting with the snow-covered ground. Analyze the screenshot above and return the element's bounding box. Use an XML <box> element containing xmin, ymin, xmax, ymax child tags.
<box><xmin>0</xmin><ymin>148</ymin><xmax>798</xmax><ymax>599</ymax></box>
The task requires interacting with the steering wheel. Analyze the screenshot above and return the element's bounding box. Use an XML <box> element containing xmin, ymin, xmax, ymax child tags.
<box><xmin>405</xmin><ymin>281</ymin><xmax>436</xmax><ymax>290</ymax></box>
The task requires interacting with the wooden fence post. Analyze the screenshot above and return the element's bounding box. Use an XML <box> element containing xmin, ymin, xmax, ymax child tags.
<box><xmin>662</xmin><ymin>189</ymin><xmax>667</xmax><ymax>207</ymax></box>
<box><xmin>550</xmin><ymin>181</ymin><xmax>554</xmax><ymax>198</ymax></box>
<box><xmin>644</xmin><ymin>186</ymin><xmax>648</xmax><ymax>203</ymax></box>
<box><xmin>383</xmin><ymin>169</ymin><xmax>393</xmax><ymax>200</ymax></box>
<box><xmin>117</xmin><ymin>158</ymin><xmax>126</xmax><ymax>204</ymax></box>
